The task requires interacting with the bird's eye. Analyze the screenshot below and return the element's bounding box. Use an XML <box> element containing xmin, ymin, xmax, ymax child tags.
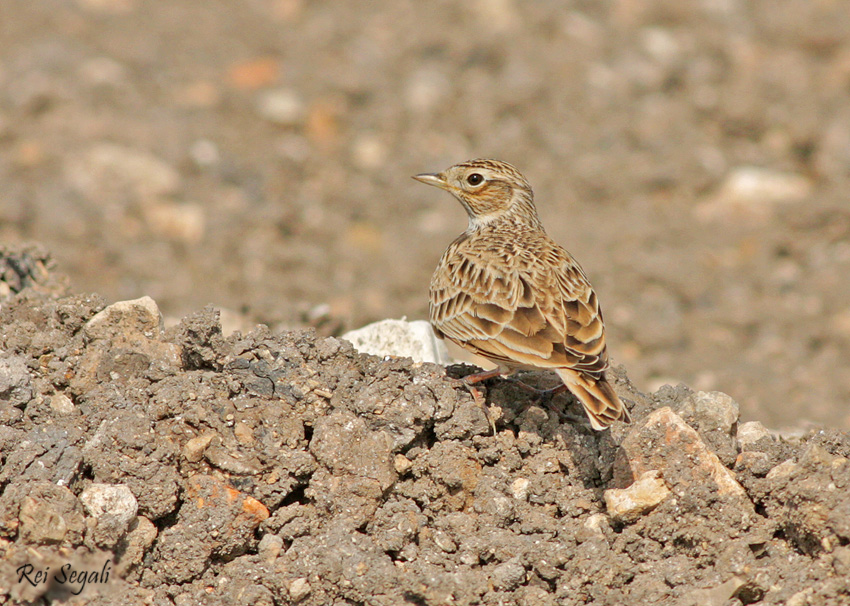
<box><xmin>466</xmin><ymin>173</ymin><xmax>484</xmax><ymax>186</ymax></box>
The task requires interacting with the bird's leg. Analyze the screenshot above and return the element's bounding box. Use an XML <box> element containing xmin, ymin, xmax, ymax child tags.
<box><xmin>462</xmin><ymin>367</ymin><xmax>502</xmax><ymax>386</ymax></box>
<box><xmin>504</xmin><ymin>377</ymin><xmax>567</xmax><ymax>400</ymax></box>
<box><xmin>458</xmin><ymin>368</ymin><xmax>501</xmax><ymax>435</ymax></box>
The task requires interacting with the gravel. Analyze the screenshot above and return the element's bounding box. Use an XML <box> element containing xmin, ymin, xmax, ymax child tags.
<box><xmin>3</xmin><ymin>0</ymin><xmax>850</xmax><ymax>430</ymax></box>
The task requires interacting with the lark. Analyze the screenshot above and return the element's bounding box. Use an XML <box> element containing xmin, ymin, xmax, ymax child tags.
<box><xmin>413</xmin><ymin>159</ymin><xmax>630</xmax><ymax>430</ymax></box>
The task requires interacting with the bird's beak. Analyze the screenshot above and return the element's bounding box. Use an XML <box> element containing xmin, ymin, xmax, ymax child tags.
<box><xmin>412</xmin><ymin>172</ymin><xmax>449</xmax><ymax>191</ymax></box>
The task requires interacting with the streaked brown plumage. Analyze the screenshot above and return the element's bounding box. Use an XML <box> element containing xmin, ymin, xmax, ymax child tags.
<box><xmin>413</xmin><ymin>159</ymin><xmax>630</xmax><ymax>430</ymax></box>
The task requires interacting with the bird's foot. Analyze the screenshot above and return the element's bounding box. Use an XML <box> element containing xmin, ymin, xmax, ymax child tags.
<box><xmin>463</xmin><ymin>383</ymin><xmax>497</xmax><ymax>436</ymax></box>
<box><xmin>449</xmin><ymin>368</ymin><xmax>501</xmax><ymax>435</ymax></box>
<box><xmin>503</xmin><ymin>377</ymin><xmax>566</xmax><ymax>403</ymax></box>
<box><xmin>502</xmin><ymin>379</ymin><xmax>585</xmax><ymax>425</ymax></box>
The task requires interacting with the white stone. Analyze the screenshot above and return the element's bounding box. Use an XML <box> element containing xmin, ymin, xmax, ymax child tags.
<box><xmin>85</xmin><ymin>296</ymin><xmax>164</xmax><ymax>339</ymax></box>
<box><xmin>583</xmin><ymin>513</ymin><xmax>609</xmax><ymax>536</ymax></box>
<box><xmin>640</xmin><ymin>27</ymin><xmax>680</xmax><ymax>65</ymax></box>
<box><xmin>766</xmin><ymin>459</ymin><xmax>798</xmax><ymax>481</ymax></box>
<box><xmin>404</xmin><ymin>67</ymin><xmax>449</xmax><ymax>113</ymax></box>
<box><xmin>719</xmin><ymin>166</ymin><xmax>812</xmax><ymax>204</ymax></box>
<box><xmin>351</xmin><ymin>134</ymin><xmax>387</xmax><ymax>170</ymax></box>
<box><xmin>50</xmin><ymin>394</ymin><xmax>75</xmax><ymax>414</ymax></box>
<box><xmin>79</xmin><ymin>56</ymin><xmax>126</xmax><ymax>85</ymax></box>
<box><xmin>65</xmin><ymin>143</ymin><xmax>180</xmax><ymax>202</ymax></box>
<box><xmin>189</xmin><ymin>139</ymin><xmax>220</xmax><ymax>168</ymax></box>
<box><xmin>79</xmin><ymin>483</ymin><xmax>138</xmax><ymax>530</ymax></box>
<box><xmin>737</xmin><ymin>421</ymin><xmax>773</xmax><ymax>448</ymax></box>
<box><xmin>143</xmin><ymin>201</ymin><xmax>206</xmax><ymax>243</ymax></box>
<box><xmin>256</xmin><ymin>88</ymin><xmax>305</xmax><ymax>126</ymax></box>
<box><xmin>510</xmin><ymin>478</ymin><xmax>530</xmax><ymax>500</ymax></box>
<box><xmin>288</xmin><ymin>577</ymin><xmax>311</xmax><ymax>601</ymax></box>
<box><xmin>697</xmin><ymin>166</ymin><xmax>813</xmax><ymax>220</ymax></box>
<box><xmin>342</xmin><ymin>319</ymin><xmax>451</xmax><ymax>365</ymax></box>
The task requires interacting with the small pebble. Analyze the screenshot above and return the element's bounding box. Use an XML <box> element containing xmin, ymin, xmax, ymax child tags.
<box><xmin>183</xmin><ymin>433</ymin><xmax>215</xmax><ymax>462</ymax></box>
<box><xmin>288</xmin><ymin>577</ymin><xmax>311</xmax><ymax>602</ymax></box>
<box><xmin>50</xmin><ymin>394</ymin><xmax>75</xmax><ymax>414</ymax></box>
<box><xmin>257</xmin><ymin>88</ymin><xmax>305</xmax><ymax>126</ymax></box>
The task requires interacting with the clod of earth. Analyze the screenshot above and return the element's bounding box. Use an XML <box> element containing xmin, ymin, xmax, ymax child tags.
<box><xmin>0</xmin><ymin>246</ymin><xmax>849</xmax><ymax>605</ymax></box>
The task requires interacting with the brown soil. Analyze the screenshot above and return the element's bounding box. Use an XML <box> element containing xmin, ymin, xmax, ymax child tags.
<box><xmin>1</xmin><ymin>4</ymin><xmax>848</xmax><ymax>432</ymax></box>
<box><xmin>1</xmin><ymin>254</ymin><xmax>849</xmax><ymax>605</ymax></box>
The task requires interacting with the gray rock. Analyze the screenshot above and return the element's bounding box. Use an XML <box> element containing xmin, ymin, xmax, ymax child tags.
<box><xmin>678</xmin><ymin>390</ymin><xmax>740</xmax><ymax>467</ymax></box>
<box><xmin>1</xmin><ymin>276</ymin><xmax>848</xmax><ymax>604</ymax></box>
<box><xmin>152</xmin><ymin>475</ymin><xmax>269</xmax><ymax>583</ymax></box>
<box><xmin>0</xmin><ymin>354</ymin><xmax>32</xmax><ymax>408</ymax></box>
<box><xmin>281</xmin><ymin>523</ymin><xmax>400</xmax><ymax>603</ymax></box>
<box><xmin>76</xmin><ymin>296</ymin><xmax>182</xmax><ymax>394</ymax></box>
<box><xmin>491</xmin><ymin>559</ymin><xmax>526</xmax><ymax>591</ymax></box>
<box><xmin>761</xmin><ymin>444</ymin><xmax>850</xmax><ymax>555</ymax></box>
<box><xmin>734</xmin><ymin>451</ymin><xmax>774</xmax><ymax>476</ymax></box>
<box><xmin>257</xmin><ymin>533</ymin><xmax>284</xmax><ymax>563</ymax></box>
<box><xmin>434</xmin><ymin>399</ymin><xmax>492</xmax><ymax>441</ymax></box>
<box><xmin>679</xmin><ymin>390</ymin><xmax>739</xmax><ymax>434</ymax></box>
<box><xmin>0</xmin><ymin>426</ymin><xmax>83</xmax><ymax>486</ymax></box>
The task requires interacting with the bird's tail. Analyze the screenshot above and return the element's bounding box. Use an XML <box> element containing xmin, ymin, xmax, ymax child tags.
<box><xmin>555</xmin><ymin>369</ymin><xmax>631</xmax><ymax>430</ymax></box>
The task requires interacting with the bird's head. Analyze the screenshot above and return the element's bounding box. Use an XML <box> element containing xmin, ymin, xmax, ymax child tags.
<box><xmin>413</xmin><ymin>159</ymin><xmax>538</xmax><ymax>230</ymax></box>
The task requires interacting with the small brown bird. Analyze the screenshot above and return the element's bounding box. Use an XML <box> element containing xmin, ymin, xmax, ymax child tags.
<box><xmin>413</xmin><ymin>159</ymin><xmax>630</xmax><ymax>430</ymax></box>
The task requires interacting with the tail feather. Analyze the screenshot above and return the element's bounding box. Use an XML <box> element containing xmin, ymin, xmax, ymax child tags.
<box><xmin>555</xmin><ymin>369</ymin><xmax>631</xmax><ymax>430</ymax></box>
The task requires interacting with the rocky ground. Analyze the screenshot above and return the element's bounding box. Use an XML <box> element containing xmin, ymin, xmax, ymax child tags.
<box><xmin>1</xmin><ymin>247</ymin><xmax>849</xmax><ymax>605</ymax></box>
<box><xmin>3</xmin><ymin>0</ymin><xmax>850</xmax><ymax>430</ymax></box>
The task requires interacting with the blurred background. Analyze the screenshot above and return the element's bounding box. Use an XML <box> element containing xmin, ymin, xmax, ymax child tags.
<box><xmin>2</xmin><ymin>0</ymin><xmax>849</xmax><ymax>429</ymax></box>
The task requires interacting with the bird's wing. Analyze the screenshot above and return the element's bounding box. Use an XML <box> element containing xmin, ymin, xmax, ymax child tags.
<box><xmin>430</xmin><ymin>245</ymin><xmax>609</xmax><ymax>376</ymax></box>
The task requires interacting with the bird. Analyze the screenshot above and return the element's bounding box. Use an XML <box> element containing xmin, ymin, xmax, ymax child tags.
<box><xmin>413</xmin><ymin>159</ymin><xmax>630</xmax><ymax>431</ymax></box>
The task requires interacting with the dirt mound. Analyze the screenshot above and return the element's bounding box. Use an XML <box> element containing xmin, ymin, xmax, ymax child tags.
<box><xmin>1</xmin><ymin>247</ymin><xmax>849</xmax><ymax>605</ymax></box>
